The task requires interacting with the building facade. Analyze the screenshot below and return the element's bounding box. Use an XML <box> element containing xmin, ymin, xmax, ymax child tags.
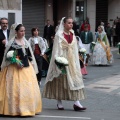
<box><xmin>0</xmin><ymin>0</ymin><xmax>22</xmax><ymax>29</ymax></box>
<box><xmin>44</xmin><ymin>0</ymin><xmax>120</xmax><ymax>33</ymax></box>
<box><xmin>0</xmin><ymin>0</ymin><xmax>120</xmax><ymax>38</ymax></box>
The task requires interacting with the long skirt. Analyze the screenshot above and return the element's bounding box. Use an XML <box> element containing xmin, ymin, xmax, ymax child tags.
<box><xmin>0</xmin><ymin>63</ymin><xmax>42</xmax><ymax>116</ymax></box>
<box><xmin>92</xmin><ymin>42</ymin><xmax>113</xmax><ymax>65</ymax></box>
<box><xmin>81</xmin><ymin>66</ymin><xmax>88</xmax><ymax>75</ymax></box>
<box><xmin>42</xmin><ymin>75</ymin><xmax>85</xmax><ymax>101</ymax></box>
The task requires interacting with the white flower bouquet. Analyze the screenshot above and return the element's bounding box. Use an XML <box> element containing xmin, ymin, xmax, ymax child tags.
<box><xmin>79</xmin><ymin>48</ymin><xmax>86</xmax><ymax>54</ymax></box>
<box><xmin>79</xmin><ymin>48</ymin><xmax>87</xmax><ymax>64</ymax></box>
<box><xmin>117</xmin><ymin>42</ymin><xmax>120</xmax><ymax>47</ymax></box>
<box><xmin>91</xmin><ymin>42</ymin><xmax>96</xmax><ymax>45</ymax></box>
<box><xmin>6</xmin><ymin>50</ymin><xmax>23</xmax><ymax>67</ymax></box>
<box><xmin>55</xmin><ymin>57</ymin><xmax>69</xmax><ymax>66</ymax></box>
<box><xmin>55</xmin><ymin>57</ymin><xmax>69</xmax><ymax>74</ymax></box>
<box><xmin>90</xmin><ymin>42</ymin><xmax>96</xmax><ymax>53</ymax></box>
<box><xmin>7</xmin><ymin>50</ymin><xmax>14</xmax><ymax>58</ymax></box>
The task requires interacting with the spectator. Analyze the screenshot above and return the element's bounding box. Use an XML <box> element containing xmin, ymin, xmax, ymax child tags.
<box><xmin>29</xmin><ymin>27</ymin><xmax>47</xmax><ymax>86</ymax></box>
<box><xmin>115</xmin><ymin>18</ymin><xmax>120</xmax><ymax>43</ymax></box>
<box><xmin>0</xmin><ymin>17</ymin><xmax>10</xmax><ymax>70</ymax></box>
<box><xmin>43</xmin><ymin>19</ymin><xmax>55</xmax><ymax>46</ymax></box>
<box><xmin>80</xmin><ymin>20</ymin><xmax>90</xmax><ymax>32</ymax></box>
<box><xmin>73</xmin><ymin>21</ymin><xmax>79</xmax><ymax>36</ymax></box>
<box><xmin>112</xmin><ymin>20</ymin><xmax>118</xmax><ymax>47</ymax></box>
<box><xmin>106</xmin><ymin>23</ymin><xmax>112</xmax><ymax>47</ymax></box>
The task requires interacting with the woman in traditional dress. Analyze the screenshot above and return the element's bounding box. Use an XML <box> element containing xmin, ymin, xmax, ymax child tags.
<box><xmin>0</xmin><ymin>23</ymin><xmax>42</xmax><ymax>116</ymax></box>
<box><xmin>92</xmin><ymin>25</ymin><xmax>113</xmax><ymax>65</ymax></box>
<box><xmin>28</xmin><ymin>27</ymin><xmax>47</xmax><ymax>85</ymax></box>
<box><xmin>43</xmin><ymin>17</ymin><xmax>86</xmax><ymax>111</ymax></box>
<box><xmin>76</xmin><ymin>36</ymin><xmax>88</xmax><ymax>76</ymax></box>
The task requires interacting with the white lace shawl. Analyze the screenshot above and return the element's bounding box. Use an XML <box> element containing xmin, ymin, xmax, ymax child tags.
<box><xmin>1</xmin><ymin>37</ymin><xmax>38</xmax><ymax>74</ymax></box>
<box><xmin>45</xmin><ymin>30</ymin><xmax>84</xmax><ymax>90</ymax></box>
<box><xmin>28</xmin><ymin>36</ymin><xmax>47</xmax><ymax>55</ymax></box>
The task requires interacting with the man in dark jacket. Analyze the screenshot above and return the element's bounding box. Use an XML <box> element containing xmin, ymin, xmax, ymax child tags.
<box><xmin>43</xmin><ymin>19</ymin><xmax>55</xmax><ymax>47</ymax></box>
<box><xmin>116</xmin><ymin>18</ymin><xmax>120</xmax><ymax>44</ymax></box>
<box><xmin>0</xmin><ymin>17</ymin><xmax>10</xmax><ymax>70</ymax></box>
<box><xmin>106</xmin><ymin>23</ymin><xmax>112</xmax><ymax>47</ymax></box>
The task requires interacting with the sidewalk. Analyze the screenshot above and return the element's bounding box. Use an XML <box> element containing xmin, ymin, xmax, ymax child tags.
<box><xmin>86</xmin><ymin>47</ymin><xmax>120</xmax><ymax>95</ymax></box>
<box><xmin>111</xmin><ymin>47</ymin><xmax>118</xmax><ymax>52</ymax></box>
<box><xmin>86</xmin><ymin>74</ymin><xmax>120</xmax><ymax>96</ymax></box>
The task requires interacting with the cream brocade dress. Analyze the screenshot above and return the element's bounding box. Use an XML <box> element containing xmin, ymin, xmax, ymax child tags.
<box><xmin>0</xmin><ymin>45</ymin><xmax>42</xmax><ymax>117</ymax></box>
<box><xmin>0</xmin><ymin>63</ymin><xmax>42</xmax><ymax>116</ymax></box>
<box><xmin>43</xmin><ymin>32</ymin><xmax>85</xmax><ymax>101</ymax></box>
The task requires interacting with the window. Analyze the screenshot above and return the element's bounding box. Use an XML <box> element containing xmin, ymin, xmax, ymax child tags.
<box><xmin>75</xmin><ymin>0</ymin><xmax>87</xmax><ymax>26</ymax></box>
<box><xmin>8</xmin><ymin>13</ymin><xmax>15</xmax><ymax>29</ymax></box>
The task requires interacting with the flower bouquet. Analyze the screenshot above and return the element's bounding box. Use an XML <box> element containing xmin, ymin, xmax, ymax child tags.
<box><xmin>55</xmin><ymin>57</ymin><xmax>69</xmax><ymax>74</ymax></box>
<box><xmin>79</xmin><ymin>48</ymin><xmax>87</xmax><ymax>64</ymax></box>
<box><xmin>91</xmin><ymin>41</ymin><xmax>96</xmax><ymax>44</ymax></box>
<box><xmin>90</xmin><ymin>42</ymin><xmax>96</xmax><ymax>53</ymax></box>
<box><xmin>6</xmin><ymin>50</ymin><xmax>23</xmax><ymax>67</ymax></box>
<box><xmin>79</xmin><ymin>48</ymin><xmax>86</xmax><ymax>54</ymax></box>
<box><xmin>117</xmin><ymin>42</ymin><xmax>120</xmax><ymax>54</ymax></box>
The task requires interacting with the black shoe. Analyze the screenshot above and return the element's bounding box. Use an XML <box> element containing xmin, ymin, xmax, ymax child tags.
<box><xmin>73</xmin><ymin>104</ymin><xmax>86</xmax><ymax>111</ymax></box>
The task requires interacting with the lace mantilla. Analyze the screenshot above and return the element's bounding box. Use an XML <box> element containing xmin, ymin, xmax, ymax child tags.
<box><xmin>11</xmin><ymin>40</ymin><xmax>29</xmax><ymax>56</ymax></box>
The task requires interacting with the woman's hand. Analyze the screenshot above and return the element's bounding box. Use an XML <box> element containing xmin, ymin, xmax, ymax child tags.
<box><xmin>16</xmin><ymin>63</ymin><xmax>24</xmax><ymax>69</ymax></box>
<box><xmin>40</xmin><ymin>54</ymin><xmax>44</xmax><ymax>56</ymax></box>
<box><xmin>2</xmin><ymin>39</ymin><xmax>6</xmax><ymax>44</ymax></box>
<box><xmin>31</xmin><ymin>62</ymin><xmax>34</xmax><ymax>68</ymax></box>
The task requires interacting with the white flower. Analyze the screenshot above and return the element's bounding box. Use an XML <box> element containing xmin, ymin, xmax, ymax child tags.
<box><xmin>7</xmin><ymin>50</ymin><xmax>14</xmax><ymax>58</ymax></box>
<box><xmin>92</xmin><ymin>42</ymin><xmax>96</xmax><ymax>45</ymax></box>
<box><xmin>79</xmin><ymin>48</ymin><xmax>86</xmax><ymax>53</ymax></box>
<box><xmin>118</xmin><ymin>42</ymin><xmax>120</xmax><ymax>45</ymax></box>
<box><xmin>55</xmin><ymin>57</ymin><xmax>68</xmax><ymax>65</ymax></box>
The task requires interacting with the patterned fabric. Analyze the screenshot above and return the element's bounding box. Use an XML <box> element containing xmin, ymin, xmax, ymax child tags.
<box><xmin>42</xmin><ymin>75</ymin><xmax>85</xmax><ymax>101</ymax></box>
<box><xmin>29</xmin><ymin>36</ymin><xmax>46</xmax><ymax>55</ymax></box>
<box><xmin>92</xmin><ymin>42</ymin><xmax>112</xmax><ymax>65</ymax></box>
<box><xmin>92</xmin><ymin>31</ymin><xmax>113</xmax><ymax>65</ymax></box>
<box><xmin>0</xmin><ymin>63</ymin><xmax>42</xmax><ymax>116</ymax></box>
<box><xmin>1</xmin><ymin>39</ymin><xmax>39</xmax><ymax>74</ymax></box>
<box><xmin>45</xmin><ymin>32</ymin><xmax>84</xmax><ymax>91</ymax></box>
<box><xmin>82</xmin><ymin>43</ymin><xmax>91</xmax><ymax>54</ymax></box>
<box><xmin>8</xmin><ymin>42</ymin><xmax>32</xmax><ymax>67</ymax></box>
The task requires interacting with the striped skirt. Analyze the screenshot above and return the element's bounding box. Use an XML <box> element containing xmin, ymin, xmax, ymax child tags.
<box><xmin>42</xmin><ymin>75</ymin><xmax>86</xmax><ymax>101</ymax></box>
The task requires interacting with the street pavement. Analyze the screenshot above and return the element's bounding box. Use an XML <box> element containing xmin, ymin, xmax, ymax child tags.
<box><xmin>0</xmin><ymin>47</ymin><xmax>120</xmax><ymax>120</ymax></box>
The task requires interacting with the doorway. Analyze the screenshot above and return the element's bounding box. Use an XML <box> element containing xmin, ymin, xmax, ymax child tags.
<box><xmin>53</xmin><ymin>0</ymin><xmax>58</xmax><ymax>27</ymax></box>
<box><xmin>8</xmin><ymin>13</ymin><xmax>15</xmax><ymax>29</ymax></box>
<box><xmin>96</xmin><ymin>0</ymin><xmax>108</xmax><ymax>30</ymax></box>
